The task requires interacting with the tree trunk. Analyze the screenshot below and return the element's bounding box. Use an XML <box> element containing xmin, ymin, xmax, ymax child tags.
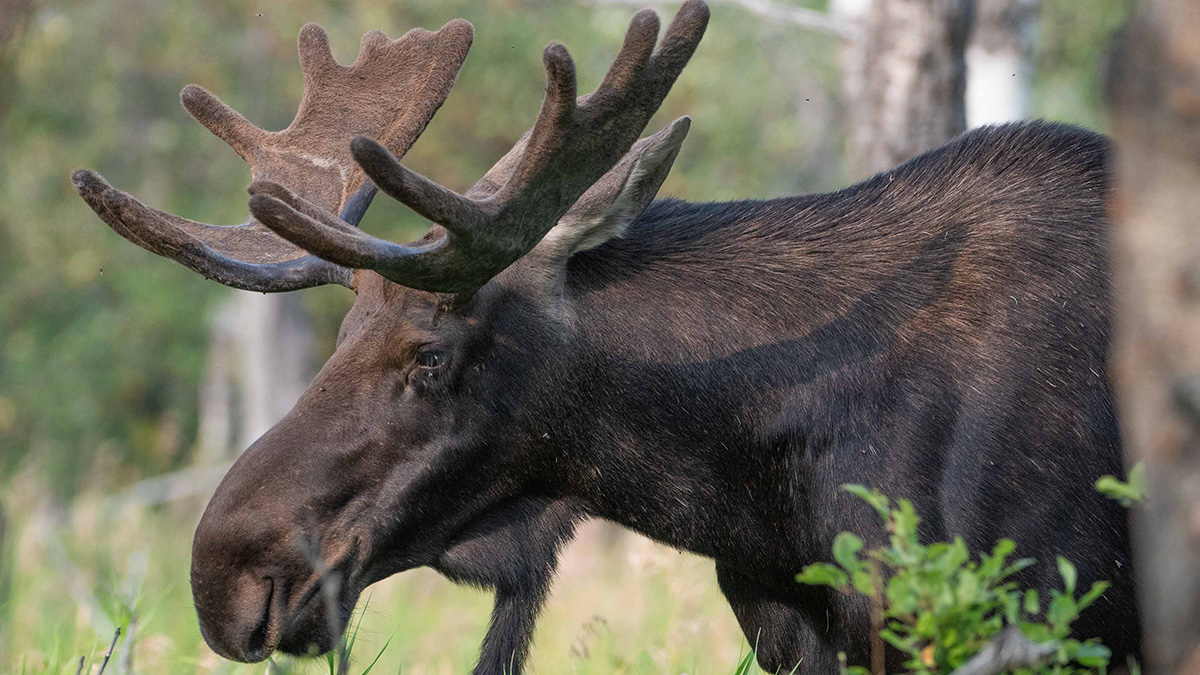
<box><xmin>1109</xmin><ymin>0</ymin><xmax>1200</xmax><ymax>671</ymax></box>
<box><xmin>196</xmin><ymin>299</ymin><xmax>237</xmax><ymax>463</ymax></box>
<box><xmin>236</xmin><ymin>292</ymin><xmax>314</xmax><ymax>447</ymax></box>
<box><xmin>195</xmin><ymin>293</ymin><xmax>314</xmax><ymax>460</ymax></box>
<box><xmin>838</xmin><ymin>0</ymin><xmax>975</xmax><ymax>178</ymax></box>
<box><xmin>966</xmin><ymin>0</ymin><xmax>1038</xmax><ymax>128</ymax></box>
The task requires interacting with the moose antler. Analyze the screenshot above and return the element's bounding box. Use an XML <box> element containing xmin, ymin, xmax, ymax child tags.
<box><xmin>249</xmin><ymin>0</ymin><xmax>709</xmax><ymax>295</ymax></box>
<box><xmin>72</xmin><ymin>20</ymin><xmax>473</xmax><ymax>292</ymax></box>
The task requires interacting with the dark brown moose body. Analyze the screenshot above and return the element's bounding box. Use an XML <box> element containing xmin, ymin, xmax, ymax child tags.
<box><xmin>72</xmin><ymin>1</ymin><xmax>1138</xmax><ymax>672</ymax></box>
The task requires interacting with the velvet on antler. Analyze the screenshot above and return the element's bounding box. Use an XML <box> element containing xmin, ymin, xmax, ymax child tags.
<box><xmin>72</xmin><ymin>20</ymin><xmax>473</xmax><ymax>292</ymax></box>
<box><xmin>249</xmin><ymin>0</ymin><xmax>709</xmax><ymax>295</ymax></box>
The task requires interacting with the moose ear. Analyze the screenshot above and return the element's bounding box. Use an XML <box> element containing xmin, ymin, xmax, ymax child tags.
<box><xmin>546</xmin><ymin>116</ymin><xmax>690</xmax><ymax>255</ymax></box>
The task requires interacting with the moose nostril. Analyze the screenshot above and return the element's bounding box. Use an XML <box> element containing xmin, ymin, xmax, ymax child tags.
<box><xmin>242</xmin><ymin>577</ymin><xmax>276</xmax><ymax>662</ymax></box>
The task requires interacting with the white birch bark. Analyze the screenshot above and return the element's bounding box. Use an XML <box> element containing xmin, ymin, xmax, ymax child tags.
<box><xmin>966</xmin><ymin>0</ymin><xmax>1038</xmax><ymax>128</ymax></box>
<box><xmin>837</xmin><ymin>0</ymin><xmax>975</xmax><ymax>178</ymax></box>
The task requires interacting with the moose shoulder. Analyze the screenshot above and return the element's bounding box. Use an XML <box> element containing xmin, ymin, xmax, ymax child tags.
<box><xmin>72</xmin><ymin>2</ymin><xmax>1138</xmax><ymax>672</ymax></box>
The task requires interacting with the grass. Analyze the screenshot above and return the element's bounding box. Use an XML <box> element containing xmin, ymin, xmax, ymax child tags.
<box><xmin>0</xmin><ymin>472</ymin><xmax>750</xmax><ymax>675</ymax></box>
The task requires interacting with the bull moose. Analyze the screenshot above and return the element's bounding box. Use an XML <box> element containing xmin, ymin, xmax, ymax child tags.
<box><xmin>72</xmin><ymin>0</ymin><xmax>1139</xmax><ymax>672</ymax></box>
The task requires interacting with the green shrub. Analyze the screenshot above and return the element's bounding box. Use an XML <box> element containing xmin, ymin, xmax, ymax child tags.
<box><xmin>796</xmin><ymin>485</ymin><xmax>1112</xmax><ymax>675</ymax></box>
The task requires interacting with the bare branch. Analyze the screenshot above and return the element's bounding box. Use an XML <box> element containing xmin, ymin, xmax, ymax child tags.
<box><xmin>592</xmin><ymin>0</ymin><xmax>855</xmax><ymax>39</ymax></box>
<box><xmin>95</xmin><ymin>627</ymin><xmax>122</xmax><ymax>675</ymax></box>
<box><xmin>948</xmin><ymin>626</ymin><xmax>1058</xmax><ymax>675</ymax></box>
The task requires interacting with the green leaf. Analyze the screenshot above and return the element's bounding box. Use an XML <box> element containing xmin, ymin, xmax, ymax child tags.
<box><xmin>879</xmin><ymin>629</ymin><xmax>917</xmax><ymax>655</ymax></box>
<box><xmin>980</xmin><ymin>539</ymin><xmax>1017</xmax><ymax>578</ymax></box>
<box><xmin>1004</xmin><ymin>591</ymin><xmax>1021</xmax><ymax>625</ymax></box>
<box><xmin>841</xmin><ymin>484</ymin><xmax>890</xmax><ymax>519</ymax></box>
<box><xmin>886</xmin><ymin>575</ymin><xmax>917</xmax><ymax>615</ymax></box>
<box><xmin>1073</xmin><ymin>641</ymin><xmax>1112</xmax><ymax>667</ymax></box>
<box><xmin>1095</xmin><ymin>462</ymin><xmax>1146</xmax><ymax>507</ymax></box>
<box><xmin>851</xmin><ymin>569</ymin><xmax>875</xmax><ymax>596</ymax></box>
<box><xmin>833</xmin><ymin>532</ymin><xmax>865</xmax><ymax>573</ymax></box>
<box><xmin>943</xmin><ymin>627</ymin><xmax>959</xmax><ymax>649</ymax></box>
<box><xmin>793</xmin><ymin>488</ymin><xmax>1119</xmax><ymax>675</ymax></box>
<box><xmin>892</xmin><ymin>500</ymin><xmax>920</xmax><ymax>541</ymax></box>
<box><xmin>1077</xmin><ymin>581</ymin><xmax>1110</xmax><ymax>612</ymax></box>
<box><xmin>1057</xmin><ymin>557</ymin><xmax>1077</xmax><ymax>595</ymax></box>
<box><xmin>992</xmin><ymin>538</ymin><xmax>1017</xmax><ymax>559</ymax></box>
<box><xmin>936</xmin><ymin>538</ymin><xmax>970</xmax><ymax>572</ymax></box>
<box><xmin>796</xmin><ymin>563</ymin><xmax>849</xmax><ymax>591</ymax></box>
<box><xmin>1024</xmin><ymin>589</ymin><xmax>1040</xmax><ymax>615</ymax></box>
<box><xmin>1001</xmin><ymin>557</ymin><xmax>1037</xmax><ymax>579</ymax></box>
<box><xmin>1021</xmin><ymin>621</ymin><xmax>1052</xmax><ymax>642</ymax></box>
<box><xmin>956</xmin><ymin>570</ymin><xmax>979</xmax><ymax>603</ymax></box>
<box><xmin>914</xmin><ymin>612</ymin><xmax>936</xmax><ymax>636</ymax></box>
<box><xmin>1047</xmin><ymin>593</ymin><xmax>1079</xmax><ymax>634</ymax></box>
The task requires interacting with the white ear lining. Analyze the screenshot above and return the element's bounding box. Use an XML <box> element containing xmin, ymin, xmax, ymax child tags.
<box><xmin>544</xmin><ymin>117</ymin><xmax>691</xmax><ymax>255</ymax></box>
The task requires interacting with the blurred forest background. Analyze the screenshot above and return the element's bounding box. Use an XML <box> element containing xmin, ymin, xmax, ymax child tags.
<box><xmin>0</xmin><ymin>0</ymin><xmax>1133</xmax><ymax>672</ymax></box>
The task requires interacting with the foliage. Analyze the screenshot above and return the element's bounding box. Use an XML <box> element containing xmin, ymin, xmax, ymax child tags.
<box><xmin>1095</xmin><ymin>462</ymin><xmax>1146</xmax><ymax>507</ymax></box>
<box><xmin>796</xmin><ymin>486</ymin><xmax>1112</xmax><ymax>675</ymax></box>
<box><xmin>1035</xmin><ymin>0</ymin><xmax>1135</xmax><ymax>131</ymax></box>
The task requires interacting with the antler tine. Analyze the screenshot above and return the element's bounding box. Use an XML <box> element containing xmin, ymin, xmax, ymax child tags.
<box><xmin>74</xmin><ymin>19</ymin><xmax>472</xmax><ymax>293</ymax></box>
<box><xmin>648</xmin><ymin>0</ymin><xmax>710</xmax><ymax>88</ymax></box>
<box><xmin>250</xmin><ymin>192</ymin><xmax>427</xmax><ymax>273</ymax></box>
<box><xmin>349</xmin><ymin>137</ymin><xmax>486</xmax><ymax>234</ymax></box>
<box><xmin>72</xmin><ymin>169</ymin><xmax>358</xmax><ymax>291</ymax></box>
<box><xmin>181</xmin><ymin>85</ymin><xmax>265</xmax><ymax>161</ymax></box>
<box><xmin>258</xmin><ymin>1</ymin><xmax>708</xmax><ymax>294</ymax></box>
<box><xmin>589</xmin><ymin>10</ymin><xmax>659</xmax><ymax>108</ymax></box>
<box><xmin>510</xmin><ymin>42</ymin><xmax>580</xmax><ymax>192</ymax></box>
<box><xmin>248</xmin><ymin>180</ymin><xmax>369</xmax><ymax>237</ymax></box>
<box><xmin>297</xmin><ymin>23</ymin><xmax>338</xmax><ymax>86</ymax></box>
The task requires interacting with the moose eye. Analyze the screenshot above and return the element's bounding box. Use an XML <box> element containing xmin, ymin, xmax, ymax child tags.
<box><xmin>415</xmin><ymin>348</ymin><xmax>447</xmax><ymax>370</ymax></box>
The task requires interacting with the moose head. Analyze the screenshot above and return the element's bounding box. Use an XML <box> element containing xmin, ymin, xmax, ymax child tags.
<box><xmin>74</xmin><ymin>2</ymin><xmax>708</xmax><ymax>667</ymax></box>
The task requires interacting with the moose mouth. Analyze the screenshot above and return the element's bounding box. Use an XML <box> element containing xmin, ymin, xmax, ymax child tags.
<box><xmin>275</xmin><ymin>552</ymin><xmax>365</xmax><ymax>659</ymax></box>
<box><xmin>221</xmin><ymin>554</ymin><xmax>362</xmax><ymax>662</ymax></box>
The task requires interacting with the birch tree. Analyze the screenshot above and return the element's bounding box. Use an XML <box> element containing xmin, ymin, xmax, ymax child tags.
<box><xmin>837</xmin><ymin>0</ymin><xmax>975</xmax><ymax>177</ymax></box>
<box><xmin>966</xmin><ymin>0</ymin><xmax>1038</xmax><ymax>127</ymax></box>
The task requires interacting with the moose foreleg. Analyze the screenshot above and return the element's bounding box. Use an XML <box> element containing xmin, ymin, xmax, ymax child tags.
<box><xmin>434</xmin><ymin>498</ymin><xmax>581</xmax><ymax>675</ymax></box>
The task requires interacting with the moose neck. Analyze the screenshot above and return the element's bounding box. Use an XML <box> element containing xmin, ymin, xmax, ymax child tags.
<box><xmin>532</xmin><ymin>191</ymin><xmax>968</xmax><ymax>567</ymax></box>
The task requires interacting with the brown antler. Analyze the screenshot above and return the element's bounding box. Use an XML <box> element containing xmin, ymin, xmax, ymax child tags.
<box><xmin>249</xmin><ymin>0</ymin><xmax>708</xmax><ymax>295</ymax></box>
<box><xmin>72</xmin><ymin>20</ymin><xmax>473</xmax><ymax>292</ymax></box>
